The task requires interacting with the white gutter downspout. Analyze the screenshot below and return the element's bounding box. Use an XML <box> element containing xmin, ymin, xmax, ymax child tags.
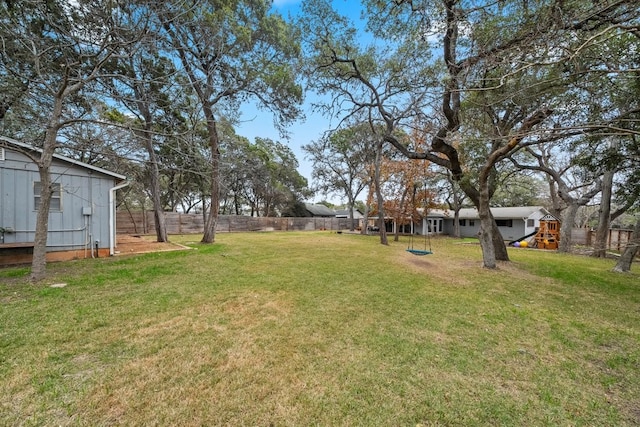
<box><xmin>109</xmin><ymin>181</ymin><xmax>130</xmax><ymax>256</ymax></box>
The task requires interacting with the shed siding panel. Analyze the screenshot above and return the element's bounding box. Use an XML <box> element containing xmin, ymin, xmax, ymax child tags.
<box><xmin>45</xmin><ymin>172</ymin><xmax>115</xmax><ymax>251</ymax></box>
<box><xmin>17</xmin><ymin>171</ymin><xmax>35</xmax><ymax>240</ymax></box>
<box><xmin>0</xmin><ymin>167</ymin><xmax>38</xmax><ymax>243</ymax></box>
<box><xmin>42</xmin><ymin>173</ymin><xmax>87</xmax><ymax>249</ymax></box>
<box><xmin>91</xmin><ymin>176</ymin><xmax>113</xmax><ymax>247</ymax></box>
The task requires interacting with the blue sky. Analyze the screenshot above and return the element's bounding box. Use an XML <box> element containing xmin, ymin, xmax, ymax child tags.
<box><xmin>234</xmin><ymin>0</ymin><xmax>366</xmax><ymax>204</ymax></box>
<box><xmin>234</xmin><ymin>93</ymin><xmax>327</xmax><ymax>200</ymax></box>
<box><xmin>272</xmin><ymin>0</ymin><xmax>304</xmax><ymax>9</ymax></box>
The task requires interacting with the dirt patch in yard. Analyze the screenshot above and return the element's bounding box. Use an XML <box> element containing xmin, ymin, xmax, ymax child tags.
<box><xmin>115</xmin><ymin>234</ymin><xmax>191</xmax><ymax>255</ymax></box>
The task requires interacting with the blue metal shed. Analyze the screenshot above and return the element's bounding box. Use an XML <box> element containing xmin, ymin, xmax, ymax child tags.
<box><xmin>0</xmin><ymin>137</ymin><xmax>128</xmax><ymax>262</ymax></box>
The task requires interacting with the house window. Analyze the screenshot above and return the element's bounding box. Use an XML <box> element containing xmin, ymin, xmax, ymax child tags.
<box><xmin>34</xmin><ymin>182</ymin><xmax>62</xmax><ymax>211</ymax></box>
<box><xmin>496</xmin><ymin>219</ymin><xmax>513</xmax><ymax>227</ymax></box>
<box><xmin>527</xmin><ymin>219</ymin><xmax>535</xmax><ymax>227</ymax></box>
<box><xmin>0</xmin><ymin>148</ymin><xmax>5</xmax><ymax>161</ymax></box>
<box><xmin>459</xmin><ymin>219</ymin><xmax>466</xmax><ymax>226</ymax></box>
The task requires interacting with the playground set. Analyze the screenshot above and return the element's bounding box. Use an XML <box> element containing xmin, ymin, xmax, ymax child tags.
<box><xmin>511</xmin><ymin>214</ymin><xmax>560</xmax><ymax>250</ymax></box>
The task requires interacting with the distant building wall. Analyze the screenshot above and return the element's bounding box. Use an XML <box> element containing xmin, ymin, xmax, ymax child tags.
<box><xmin>443</xmin><ymin>218</ymin><xmax>527</xmax><ymax>240</ymax></box>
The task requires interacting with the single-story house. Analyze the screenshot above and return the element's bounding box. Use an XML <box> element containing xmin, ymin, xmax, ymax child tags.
<box><xmin>398</xmin><ymin>206</ymin><xmax>554</xmax><ymax>241</ymax></box>
<box><xmin>440</xmin><ymin>206</ymin><xmax>554</xmax><ymax>241</ymax></box>
<box><xmin>0</xmin><ymin>136</ymin><xmax>128</xmax><ymax>265</ymax></box>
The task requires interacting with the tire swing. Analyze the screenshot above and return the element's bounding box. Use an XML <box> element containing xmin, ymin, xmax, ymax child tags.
<box><xmin>406</xmin><ymin>182</ymin><xmax>433</xmax><ymax>256</ymax></box>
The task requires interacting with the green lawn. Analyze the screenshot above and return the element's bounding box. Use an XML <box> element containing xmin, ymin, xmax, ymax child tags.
<box><xmin>1</xmin><ymin>232</ymin><xmax>639</xmax><ymax>426</ymax></box>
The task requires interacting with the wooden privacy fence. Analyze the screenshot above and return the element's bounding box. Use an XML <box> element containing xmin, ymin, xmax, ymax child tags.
<box><xmin>571</xmin><ymin>227</ymin><xmax>635</xmax><ymax>251</ymax></box>
<box><xmin>116</xmin><ymin>211</ymin><xmax>362</xmax><ymax>235</ymax></box>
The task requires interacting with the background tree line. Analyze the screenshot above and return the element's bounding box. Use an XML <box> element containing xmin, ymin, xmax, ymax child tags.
<box><xmin>1</xmin><ymin>0</ymin><xmax>638</xmax><ymax>280</ymax></box>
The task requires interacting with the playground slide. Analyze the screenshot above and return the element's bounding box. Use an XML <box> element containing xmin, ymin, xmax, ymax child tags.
<box><xmin>508</xmin><ymin>229</ymin><xmax>537</xmax><ymax>246</ymax></box>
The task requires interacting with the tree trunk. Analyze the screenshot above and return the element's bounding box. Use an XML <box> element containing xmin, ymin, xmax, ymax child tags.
<box><xmin>361</xmin><ymin>202</ymin><xmax>370</xmax><ymax>236</ymax></box>
<box><xmin>137</xmin><ymin>101</ymin><xmax>168</xmax><ymax>242</ymax></box>
<box><xmin>201</xmin><ymin>105</ymin><xmax>220</xmax><ymax>244</ymax></box>
<box><xmin>592</xmin><ymin>168</ymin><xmax>614</xmax><ymax>257</ymax></box>
<box><xmin>458</xmin><ymin>175</ymin><xmax>506</xmax><ymax>267</ymax></box>
<box><xmin>150</xmin><ymin>168</ymin><xmax>168</xmax><ymax>242</ymax></box>
<box><xmin>477</xmin><ymin>186</ymin><xmax>497</xmax><ymax>268</ymax></box>
<box><xmin>453</xmin><ymin>210</ymin><xmax>460</xmax><ymax>238</ymax></box>
<box><xmin>202</xmin><ymin>193</ymin><xmax>207</xmax><ymax>224</ymax></box>
<box><xmin>374</xmin><ymin>140</ymin><xmax>388</xmax><ymax>245</ymax></box>
<box><xmin>30</xmin><ymin>96</ymin><xmax>65</xmax><ymax>281</ymax></box>
<box><xmin>558</xmin><ymin>203</ymin><xmax>579</xmax><ymax>253</ymax></box>
<box><xmin>478</xmin><ymin>217</ymin><xmax>496</xmax><ymax>268</ymax></box>
<box><xmin>143</xmin><ymin>134</ymin><xmax>168</xmax><ymax>242</ymax></box>
<box><xmin>554</xmin><ymin>178</ymin><xmax>602</xmax><ymax>253</ymax></box>
<box><xmin>547</xmin><ymin>176</ymin><xmax>565</xmax><ymax>220</ymax></box>
<box><xmin>612</xmin><ymin>216</ymin><xmax>639</xmax><ymax>273</ymax></box>
<box><xmin>447</xmin><ymin>175</ymin><xmax>464</xmax><ymax>238</ymax></box>
<box><xmin>347</xmin><ymin>196</ymin><xmax>355</xmax><ymax>232</ymax></box>
<box><xmin>31</xmin><ymin>162</ymin><xmax>53</xmax><ymax>282</ymax></box>
<box><xmin>491</xmin><ymin>216</ymin><xmax>509</xmax><ymax>261</ymax></box>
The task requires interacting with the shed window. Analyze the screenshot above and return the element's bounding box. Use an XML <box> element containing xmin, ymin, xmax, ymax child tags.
<box><xmin>495</xmin><ymin>219</ymin><xmax>513</xmax><ymax>227</ymax></box>
<box><xmin>34</xmin><ymin>182</ymin><xmax>61</xmax><ymax>211</ymax></box>
<box><xmin>459</xmin><ymin>219</ymin><xmax>466</xmax><ymax>226</ymax></box>
<box><xmin>469</xmin><ymin>220</ymin><xmax>475</xmax><ymax>226</ymax></box>
<box><xmin>0</xmin><ymin>148</ymin><xmax>5</xmax><ymax>161</ymax></box>
<box><xmin>527</xmin><ymin>219</ymin><xmax>535</xmax><ymax>227</ymax></box>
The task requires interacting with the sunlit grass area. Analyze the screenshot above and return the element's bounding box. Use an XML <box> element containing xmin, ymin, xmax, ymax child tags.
<box><xmin>1</xmin><ymin>232</ymin><xmax>638</xmax><ymax>426</ymax></box>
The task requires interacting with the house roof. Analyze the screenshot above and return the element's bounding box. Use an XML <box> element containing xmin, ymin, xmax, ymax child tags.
<box><xmin>540</xmin><ymin>213</ymin><xmax>560</xmax><ymax>221</ymax></box>
<box><xmin>424</xmin><ymin>209</ymin><xmax>448</xmax><ymax>218</ymax></box>
<box><xmin>0</xmin><ymin>136</ymin><xmax>126</xmax><ymax>181</ymax></box>
<box><xmin>305</xmin><ymin>203</ymin><xmax>336</xmax><ymax>217</ymax></box>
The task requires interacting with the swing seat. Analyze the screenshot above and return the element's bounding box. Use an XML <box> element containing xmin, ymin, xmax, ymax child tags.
<box><xmin>406</xmin><ymin>248</ymin><xmax>433</xmax><ymax>256</ymax></box>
